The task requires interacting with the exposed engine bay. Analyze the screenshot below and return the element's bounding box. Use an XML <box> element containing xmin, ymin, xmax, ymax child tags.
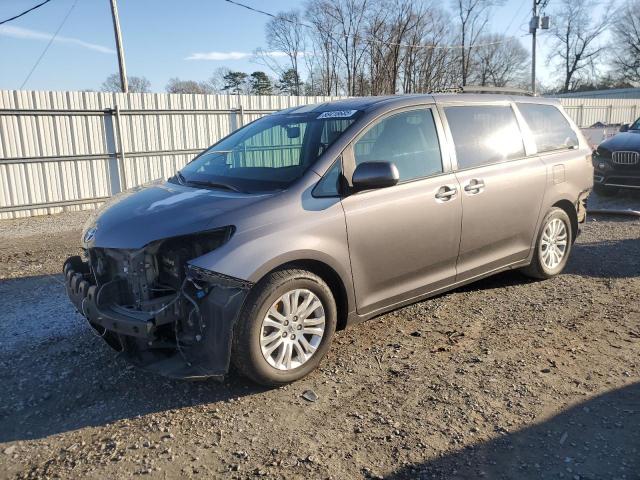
<box><xmin>64</xmin><ymin>228</ymin><xmax>252</xmax><ymax>379</ymax></box>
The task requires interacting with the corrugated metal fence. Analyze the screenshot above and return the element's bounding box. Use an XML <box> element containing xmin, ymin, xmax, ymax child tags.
<box><xmin>1</xmin><ymin>90</ymin><xmax>639</xmax><ymax>219</ymax></box>
<box><xmin>559</xmin><ymin>98</ymin><xmax>640</xmax><ymax>128</ymax></box>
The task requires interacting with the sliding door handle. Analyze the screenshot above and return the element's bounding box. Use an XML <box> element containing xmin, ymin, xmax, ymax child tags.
<box><xmin>464</xmin><ymin>179</ymin><xmax>485</xmax><ymax>193</ymax></box>
<box><xmin>435</xmin><ymin>185</ymin><xmax>458</xmax><ymax>201</ymax></box>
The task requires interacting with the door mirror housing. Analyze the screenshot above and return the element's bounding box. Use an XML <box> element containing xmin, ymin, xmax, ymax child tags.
<box><xmin>620</xmin><ymin>123</ymin><xmax>630</xmax><ymax>133</ymax></box>
<box><xmin>352</xmin><ymin>161</ymin><xmax>400</xmax><ymax>191</ymax></box>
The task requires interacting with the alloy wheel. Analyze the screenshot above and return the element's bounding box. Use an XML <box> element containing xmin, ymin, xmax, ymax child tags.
<box><xmin>540</xmin><ymin>218</ymin><xmax>568</xmax><ymax>269</ymax></box>
<box><xmin>259</xmin><ymin>289</ymin><xmax>326</xmax><ymax>371</ymax></box>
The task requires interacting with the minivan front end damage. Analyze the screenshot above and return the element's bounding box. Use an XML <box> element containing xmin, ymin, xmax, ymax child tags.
<box><xmin>63</xmin><ymin>227</ymin><xmax>252</xmax><ymax>380</ymax></box>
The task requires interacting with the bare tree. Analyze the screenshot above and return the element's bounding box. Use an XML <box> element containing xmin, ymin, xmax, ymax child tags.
<box><xmin>610</xmin><ymin>0</ymin><xmax>640</xmax><ymax>85</ymax></box>
<box><xmin>549</xmin><ymin>0</ymin><xmax>611</xmax><ymax>93</ymax></box>
<box><xmin>101</xmin><ymin>74</ymin><xmax>151</xmax><ymax>93</ymax></box>
<box><xmin>259</xmin><ymin>10</ymin><xmax>306</xmax><ymax>95</ymax></box>
<box><xmin>452</xmin><ymin>0</ymin><xmax>498</xmax><ymax>86</ymax></box>
<box><xmin>471</xmin><ymin>34</ymin><xmax>529</xmax><ymax>87</ymax></box>
<box><xmin>165</xmin><ymin>78</ymin><xmax>213</xmax><ymax>94</ymax></box>
<box><xmin>208</xmin><ymin>67</ymin><xmax>232</xmax><ymax>92</ymax></box>
<box><xmin>316</xmin><ymin>0</ymin><xmax>371</xmax><ymax>96</ymax></box>
<box><xmin>394</xmin><ymin>2</ymin><xmax>460</xmax><ymax>93</ymax></box>
<box><xmin>306</xmin><ymin>0</ymin><xmax>341</xmax><ymax>95</ymax></box>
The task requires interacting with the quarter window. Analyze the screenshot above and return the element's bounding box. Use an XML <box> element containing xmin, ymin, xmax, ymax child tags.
<box><xmin>516</xmin><ymin>103</ymin><xmax>579</xmax><ymax>153</ymax></box>
<box><xmin>313</xmin><ymin>158</ymin><xmax>343</xmax><ymax>197</ymax></box>
<box><xmin>353</xmin><ymin>109</ymin><xmax>443</xmax><ymax>182</ymax></box>
<box><xmin>445</xmin><ymin>105</ymin><xmax>525</xmax><ymax>169</ymax></box>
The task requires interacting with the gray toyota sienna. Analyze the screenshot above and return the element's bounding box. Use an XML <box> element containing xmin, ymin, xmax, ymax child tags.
<box><xmin>64</xmin><ymin>94</ymin><xmax>593</xmax><ymax>385</ymax></box>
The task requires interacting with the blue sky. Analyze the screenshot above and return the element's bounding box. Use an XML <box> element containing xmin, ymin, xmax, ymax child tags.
<box><xmin>0</xmin><ymin>0</ymin><xmax>573</xmax><ymax>92</ymax></box>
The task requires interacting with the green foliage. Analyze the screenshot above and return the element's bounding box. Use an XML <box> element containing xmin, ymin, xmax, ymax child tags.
<box><xmin>249</xmin><ymin>71</ymin><xmax>273</xmax><ymax>95</ymax></box>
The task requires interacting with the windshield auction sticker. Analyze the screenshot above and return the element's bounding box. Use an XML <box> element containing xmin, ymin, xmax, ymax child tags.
<box><xmin>317</xmin><ymin>110</ymin><xmax>358</xmax><ymax>119</ymax></box>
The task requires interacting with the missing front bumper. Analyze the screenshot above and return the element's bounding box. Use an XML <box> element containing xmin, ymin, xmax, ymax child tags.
<box><xmin>63</xmin><ymin>256</ymin><xmax>251</xmax><ymax>380</ymax></box>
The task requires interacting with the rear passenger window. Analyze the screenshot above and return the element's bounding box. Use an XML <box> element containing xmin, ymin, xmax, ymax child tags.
<box><xmin>445</xmin><ymin>106</ymin><xmax>525</xmax><ymax>169</ymax></box>
<box><xmin>517</xmin><ymin>103</ymin><xmax>578</xmax><ymax>153</ymax></box>
<box><xmin>353</xmin><ymin>109</ymin><xmax>442</xmax><ymax>182</ymax></box>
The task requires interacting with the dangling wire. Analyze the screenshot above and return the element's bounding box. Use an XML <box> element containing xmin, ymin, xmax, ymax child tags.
<box><xmin>19</xmin><ymin>0</ymin><xmax>79</xmax><ymax>89</ymax></box>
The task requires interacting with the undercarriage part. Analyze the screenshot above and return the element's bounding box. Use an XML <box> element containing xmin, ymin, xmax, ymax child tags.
<box><xmin>63</xmin><ymin>227</ymin><xmax>252</xmax><ymax>380</ymax></box>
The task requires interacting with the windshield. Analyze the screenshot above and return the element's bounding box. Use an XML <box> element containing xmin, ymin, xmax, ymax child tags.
<box><xmin>176</xmin><ymin>111</ymin><xmax>361</xmax><ymax>193</ymax></box>
<box><xmin>631</xmin><ymin>117</ymin><xmax>640</xmax><ymax>131</ymax></box>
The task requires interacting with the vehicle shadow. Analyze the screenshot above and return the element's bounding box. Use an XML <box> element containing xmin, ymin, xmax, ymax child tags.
<box><xmin>385</xmin><ymin>382</ymin><xmax>640</xmax><ymax>480</ymax></box>
<box><xmin>566</xmin><ymin>237</ymin><xmax>640</xmax><ymax>279</ymax></box>
<box><xmin>453</xmin><ymin>232</ymin><xmax>639</xmax><ymax>295</ymax></box>
<box><xmin>0</xmin><ymin>274</ymin><xmax>268</xmax><ymax>443</ymax></box>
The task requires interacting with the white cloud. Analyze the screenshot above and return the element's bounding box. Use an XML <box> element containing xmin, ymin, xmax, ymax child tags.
<box><xmin>185</xmin><ymin>50</ymin><xmax>289</xmax><ymax>61</ymax></box>
<box><xmin>0</xmin><ymin>25</ymin><xmax>115</xmax><ymax>54</ymax></box>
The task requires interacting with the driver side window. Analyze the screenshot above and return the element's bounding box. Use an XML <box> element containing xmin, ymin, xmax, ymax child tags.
<box><xmin>353</xmin><ymin>109</ymin><xmax>443</xmax><ymax>182</ymax></box>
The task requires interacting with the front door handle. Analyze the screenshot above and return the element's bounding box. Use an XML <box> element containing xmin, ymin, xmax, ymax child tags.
<box><xmin>435</xmin><ymin>185</ymin><xmax>458</xmax><ymax>201</ymax></box>
<box><xmin>464</xmin><ymin>179</ymin><xmax>485</xmax><ymax>194</ymax></box>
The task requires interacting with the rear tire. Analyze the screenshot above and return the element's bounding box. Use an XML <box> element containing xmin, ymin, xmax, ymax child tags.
<box><xmin>231</xmin><ymin>268</ymin><xmax>337</xmax><ymax>386</ymax></box>
<box><xmin>521</xmin><ymin>207</ymin><xmax>573</xmax><ymax>280</ymax></box>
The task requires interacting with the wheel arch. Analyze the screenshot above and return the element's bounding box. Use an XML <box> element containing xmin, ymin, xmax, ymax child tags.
<box><xmin>258</xmin><ymin>259</ymin><xmax>351</xmax><ymax>331</ymax></box>
<box><xmin>552</xmin><ymin>199</ymin><xmax>579</xmax><ymax>243</ymax></box>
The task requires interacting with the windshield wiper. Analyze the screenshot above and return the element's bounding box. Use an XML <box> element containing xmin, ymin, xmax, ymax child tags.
<box><xmin>185</xmin><ymin>179</ymin><xmax>244</xmax><ymax>193</ymax></box>
<box><xmin>175</xmin><ymin>171</ymin><xmax>187</xmax><ymax>185</ymax></box>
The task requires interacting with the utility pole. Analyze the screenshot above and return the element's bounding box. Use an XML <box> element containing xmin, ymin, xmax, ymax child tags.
<box><xmin>531</xmin><ymin>0</ymin><xmax>537</xmax><ymax>95</ymax></box>
<box><xmin>530</xmin><ymin>0</ymin><xmax>550</xmax><ymax>96</ymax></box>
<box><xmin>109</xmin><ymin>0</ymin><xmax>128</xmax><ymax>93</ymax></box>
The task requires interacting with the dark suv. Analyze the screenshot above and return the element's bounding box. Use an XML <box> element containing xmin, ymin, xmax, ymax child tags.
<box><xmin>592</xmin><ymin>117</ymin><xmax>640</xmax><ymax>194</ymax></box>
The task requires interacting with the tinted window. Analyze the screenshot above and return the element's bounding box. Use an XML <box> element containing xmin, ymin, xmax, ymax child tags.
<box><xmin>445</xmin><ymin>105</ymin><xmax>525</xmax><ymax>169</ymax></box>
<box><xmin>517</xmin><ymin>103</ymin><xmax>578</xmax><ymax>153</ymax></box>
<box><xmin>353</xmin><ymin>109</ymin><xmax>442</xmax><ymax>182</ymax></box>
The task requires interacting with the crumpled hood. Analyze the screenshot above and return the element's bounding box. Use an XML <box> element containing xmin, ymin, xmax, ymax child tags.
<box><xmin>83</xmin><ymin>181</ymin><xmax>273</xmax><ymax>249</ymax></box>
<box><xmin>599</xmin><ymin>131</ymin><xmax>640</xmax><ymax>153</ymax></box>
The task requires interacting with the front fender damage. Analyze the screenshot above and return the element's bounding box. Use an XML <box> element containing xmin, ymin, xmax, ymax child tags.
<box><xmin>64</xmin><ymin>255</ymin><xmax>252</xmax><ymax>380</ymax></box>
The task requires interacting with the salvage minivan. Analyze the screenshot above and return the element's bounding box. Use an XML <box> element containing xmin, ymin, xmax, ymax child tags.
<box><xmin>64</xmin><ymin>94</ymin><xmax>593</xmax><ymax>385</ymax></box>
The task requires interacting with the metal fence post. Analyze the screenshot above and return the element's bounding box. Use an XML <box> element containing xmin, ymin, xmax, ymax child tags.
<box><xmin>113</xmin><ymin>104</ymin><xmax>128</xmax><ymax>190</ymax></box>
<box><xmin>230</xmin><ymin>108</ymin><xmax>239</xmax><ymax>132</ymax></box>
<box><xmin>230</xmin><ymin>105</ymin><xmax>244</xmax><ymax>132</ymax></box>
<box><xmin>103</xmin><ymin>108</ymin><xmax>122</xmax><ymax>194</ymax></box>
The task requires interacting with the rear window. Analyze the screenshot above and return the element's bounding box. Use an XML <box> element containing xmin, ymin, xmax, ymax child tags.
<box><xmin>517</xmin><ymin>103</ymin><xmax>578</xmax><ymax>153</ymax></box>
<box><xmin>444</xmin><ymin>105</ymin><xmax>525</xmax><ymax>169</ymax></box>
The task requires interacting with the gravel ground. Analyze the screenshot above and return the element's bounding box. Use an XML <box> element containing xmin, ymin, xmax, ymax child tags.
<box><xmin>0</xmin><ymin>192</ymin><xmax>638</xmax><ymax>480</ymax></box>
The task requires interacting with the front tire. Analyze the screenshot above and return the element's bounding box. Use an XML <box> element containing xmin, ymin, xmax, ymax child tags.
<box><xmin>231</xmin><ymin>268</ymin><xmax>337</xmax><ymax>386</ymax></box>
<box><xmin>521</xmin><ymin>207</ymin><xmax>573</xmax><ymax>280</ymax></box>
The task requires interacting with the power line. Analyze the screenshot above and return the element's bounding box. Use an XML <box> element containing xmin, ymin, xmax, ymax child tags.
<box><xmin>504</xmin><ymin>0</ymin><xmax>529</xmax><ymax>36</ymax></box>
<box><xmin>223</xmin><ymin>0</ymin><xmax>519</xmax><ymax>50</ymax></box>
<box><xmin>20</xmin><ymin>0</ymin><xmax>79</xmax><ymax>89</ymax></box>
<box><xmin>0</xmin><ymin>0</ymin><xmax>53</xmax><ymax>26</ymax></box>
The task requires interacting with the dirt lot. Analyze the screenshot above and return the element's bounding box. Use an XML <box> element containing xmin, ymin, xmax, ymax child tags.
<box><xmin>0</xmin><ymin>192</ymin><xmax>639</xmax><ymax>480</ymax></box>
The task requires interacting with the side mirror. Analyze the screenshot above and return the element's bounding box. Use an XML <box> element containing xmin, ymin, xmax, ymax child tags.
<box><xmin>620</xmin><ymin>124</ymin><xmax>630</xmax><ymax>133</ymax></box>
<box><xmin>352</xmin><ymin>161</ymin><xmax>399</xmax><ymax>191</ymax></box>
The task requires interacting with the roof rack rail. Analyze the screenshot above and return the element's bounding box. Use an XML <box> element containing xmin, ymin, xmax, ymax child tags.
<box><xmin>461</xmin><ymin>86</ymin><xmax>534</xmax><ymax>96</ymax></box>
